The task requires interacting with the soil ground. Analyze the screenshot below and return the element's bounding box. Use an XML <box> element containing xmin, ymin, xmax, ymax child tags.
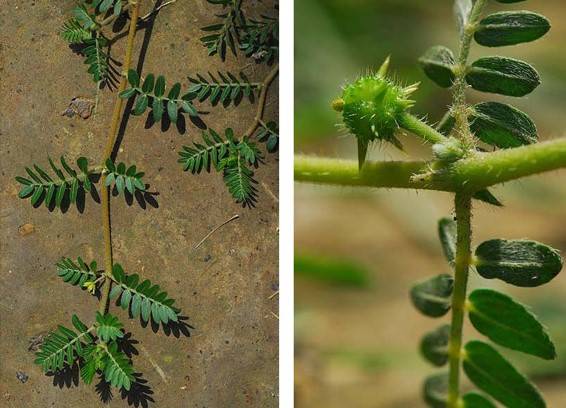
<box><xmin>0</xmin><ymin>1</ymin><xmax>279</xmax><ymax>407</ymax></box>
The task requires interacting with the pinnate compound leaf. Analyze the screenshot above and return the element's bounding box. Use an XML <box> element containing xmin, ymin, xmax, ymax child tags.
<box><xmin>34</xmin><ymin>315</ymin><xmax>93</xmax><ymax>372</ymax></box>
<box><xmin>419</xmin><ymin>46</ymin><xmax>456</xmax><ymax>88</ymax></box>
<box><xmin>256</xmin><ymin>121</ymin><xmax>279</xmax><ymax>152</ymax></box>
<box><xmin>410</xmin><ymin>274</ymin><xmax>453</xmax><ymax>317</ymax></box>
<box><xmin>438</xmin><ymin>217</ymin><xmax>457</xmax><ymax>264</ymax></box>
<box><xmin>475</xmin><ymin>239</ymin><xmax>563</xmax><ymax>287</ymax></box>
<box><xmin>56</xmin><ymin>257</ymin><xmax>98</xmax><ymax>290</ymax></box>
<box><xmin>95</xmin><ymin>312</ymin><xmax>125</xmax><ymax>343</ymax></box>
<box><xmin>16</xmin><ymin>156</ymin><xmax>97</xmax><ymax>210</ymax></box>
<box><xmin>111</xmin><ymin>263</ymin><xmax>180</xmax><ymax>327</ymax></box>
<box><xmin>463</xmin><ymin>341</ymin><xmax>545</xmax><ymax>408</ymax></box>
<box><xmin>475</xmin><ymin>11</ymin><xmax>551</xmax><ymax>47</ymax></box>
<box><xmin>73</xmin><ymin>5</ymin><xmax>97</xmax><ymax>30</ymax></box>
<box><xmin>423</xmin><ymin>372</ymin><xmax>448</xmax><ymax>408</ymax></box>
<box><xmin>60</xmin><ymin>19</ymin><xmax>92</xmax><ymax>44</ymax></box>
<box><xmin>178</xmin><ymin>129</ymin><xmax>231</xmax><ymax>173</ymax></box>
<box><xmin>461</xmin><ymin>392</ymin><xmax>497</xmax><ymax>408</ymax></box>
<box><xmin>466</xmin><ymin>56</ymin><xmax>540</xmax><ymax>97</ymax></box>
<box><xmin>420</xmin><ymin>324</ymin><xmax>450</xmax><ymax>366</ymax></box>
<box><xmin>102</xmin><ymin>342</ymin><xmax>134</xmax><ymax>391</ymax></box>
<box><xmin>81</xmin><ymin>360</ymin><xmax>98</xmax><ymax>385</ymax></box>
<box><xmin>104</xmin><ymin>159</ymin><xmax>146</xmax><ymax>197</ymax></box>
<box><xmin>468</xmin><ymin>289</ymin><xmax>556</xmax><ymax>359</ymax></box>
<box><xmin>470</xmin><ymin>102</ymin><xmax>537</xmax><ymax>148</ymax></box>
<box><xmin>221</xmin><ymin>150</ymin><xmax>258</xmax><ymax>207</ymax></box>
<box><xmin>187</xmin><ymin>71</ymin><xmax>261</xmax><ymax>106</ymax></box>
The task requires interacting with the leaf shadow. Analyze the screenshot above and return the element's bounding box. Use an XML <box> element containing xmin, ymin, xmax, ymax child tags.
<box><xmin>46</xmin><ymin>361</ymin><xmax>80</xmax><ymax>389</ymax></box>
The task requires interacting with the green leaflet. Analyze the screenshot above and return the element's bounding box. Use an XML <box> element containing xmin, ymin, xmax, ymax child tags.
<box><xmin>466</xmin><ymin>56</ymin><xmax>540</xmax><ymax>97</ymax></box>
<box><xmin>438</xmin><ymin>217</ymin><xmax>457</xmax><ymax>265</ymax></box>
<box><xmin>418</xmin><ymin>46</ymin><xmax>456</xmax><ymax>88</ymax></box>
<box><xmin>470</xmin><ymin>102</ymin><xmax>537</xmax><ymax>148</ymax></box>
<box><xmin>475</xmin><ymin>239</ymin><xmax>563</xmax><ymax>287</ymax></box>
<box><xmin>95</xmin><ymin>312</ymin><xmax>125</xmax><ymax>343</ymax></box>
<box><xmin>423</xmin><ymin>372</ymin><xmax>448</xmax><ymax>408</ymax></box>
<box><xmin>468</xmin><ymin>289</ymin><xmax>556</xmax><ymax>359</ymax></box>
<box><xmin>461</xmin><ymin>393</ymin><xmax>497</xmax><ymax>408</ymax></box>
<box><xmin>420</xmin><ymin>324</ymin><xmax>450</xmax><ymax>366</ymax></box>
<box><xmin>474</xmin><ymin>11</ymin><xmax>551</xmax><ymax>47</ymax></box>
<box><xmin>496</xmin><ymin>0</ymin><xmax>525</xmax><ymax>3</ymax></box>
<box><xmin>410</xmin><ymin>274</ymin><xmax>453</xmax><ymax>317</ymax></box>
<box><xmin>463</xmin><ymin>341</ymin><xmax>545</xmax><ymax>408</ymax></box>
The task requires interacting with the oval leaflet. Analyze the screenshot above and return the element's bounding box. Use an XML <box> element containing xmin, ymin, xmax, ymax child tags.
<box><xmin>468</xmin><ymin>289</ymin><xmax>556</xmax><ymax>359</ymax></box>
<box><xmin>470</xmin><ymin>102</ymin><xmax>537</xmax><ymax>149</ymax></box>
<box><xmin>475</xmin><ymin>11</ymin><xmax>551</xmax><ymax>47</ymax></box>
<box><xmin>466</xmin><ymin>56</ymin><xmax>540</xmax><ymax>97</ymax></box>
<box><xmin>475</xmin><ymin>239</ymin><xmax>563</xmax><ymax>287</ymax></box>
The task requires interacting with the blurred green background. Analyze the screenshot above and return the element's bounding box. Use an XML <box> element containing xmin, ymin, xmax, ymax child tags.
<box><xmin>295</xmin><ymin>1</ymin><xmax>566</xmax><ymax>407</ymax></box>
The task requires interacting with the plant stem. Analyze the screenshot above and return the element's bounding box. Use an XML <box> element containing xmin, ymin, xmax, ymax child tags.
<box><xmin>295</xmin><ymin>156</ymin><xmax>433</xmax><ymax>190</ymax></box>
<box><xmin>295</xmin><ymin>137</ymin><xmax>566</xmax><ymax>192</ymax></box>
<box><xmin>244</xmin><ymin>63</ymin><xmax>279</xmax><ymax>137</ymax></box>
<box><xmin>447</xmin><ymin>193</ymin><xmax>472</xmax><ymax>407</ymax></box>
<box><xmin>445</xmin><ymin>2</ymin><xmax>487</xmax><ymax>398</ymax></box>
<box><xmin>98</xmin><ymin>0</ymin><xmax>142</xmax><ymax>315</ymax></box>
<box><xmin>451</xmin><ymin>0</ymin><xmax>488</xmax><ymax>147</ymax></box>
<box><xmin>398</xmin><ymin>112</ymin><xmax>448</xmax><ymax>145</ymax></box>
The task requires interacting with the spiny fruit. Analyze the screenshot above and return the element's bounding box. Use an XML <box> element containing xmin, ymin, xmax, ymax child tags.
<box><xmin>333</xmin><ymin>57</ymin><xmax>418</xmax><ymax>169</ymax></box>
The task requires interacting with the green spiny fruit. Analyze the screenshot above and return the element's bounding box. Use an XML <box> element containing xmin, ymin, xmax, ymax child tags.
<box><xmin>333</xmin><ymin>57</ymin><xmax>418</xmax><ymax>169</ymax></box>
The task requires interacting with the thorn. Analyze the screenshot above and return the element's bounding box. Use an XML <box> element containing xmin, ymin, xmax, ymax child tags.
<box><xmin>377</xmin><ymin>55</ymin><xmax>391</xmax><ymax>77</ymax></box>
<box><xmin>391</xmin><ymin>136</ymin><xmax>404</xmax><ymax>151</ymax></box>
<box><xmin>404</xmin><ymin>82</ymin><xmax>420</xmax><ymax>95</ymax></box>
<box><xmin>358</xmin><ymin>139</ymin><xmax>368</xmax><ymax>171</ymax></box>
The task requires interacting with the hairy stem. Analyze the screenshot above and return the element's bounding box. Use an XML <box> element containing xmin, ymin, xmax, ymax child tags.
<box><xmin>448</xmin><ymin>193</ymin><xmax>472</xmax><ymax>407</ymax></box>
<box><xmin>295</xmin><ymin>137</ymin><xmax>566</xmax><ymax>192</ymax></box>
<box><xmin>244</xmin><ymin>63</ymin><xmax>279</xmax><ymax>137</ymax></box>
<box><xmin>452</xmin><ymin>0</ymin><xmax>487</xmax><ymax>149</ymax></box>
<box><xmin>98</xmin><ymin>0</ymin><xmax>142</xmax><ymax>315</ymax></box>
<box><xmin>398</xmin><ymin>112</ymin><xmax>448</xmax><ymax>145</ymax></box>
<box><xmin>446</xmin><ymin>1</ymin><xmax>487</xmax><ymax>402</ymax></box>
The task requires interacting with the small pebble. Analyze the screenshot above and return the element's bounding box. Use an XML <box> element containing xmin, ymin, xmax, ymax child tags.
<box><xmin>18</xmin><ymin>223</ymin><xmax>35</xmax><ymax>236</ymax></box>
<box><xmin>16</xmin><ymin>371</ymin><xmax>28</xmax><ymax>383</ymax></box>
